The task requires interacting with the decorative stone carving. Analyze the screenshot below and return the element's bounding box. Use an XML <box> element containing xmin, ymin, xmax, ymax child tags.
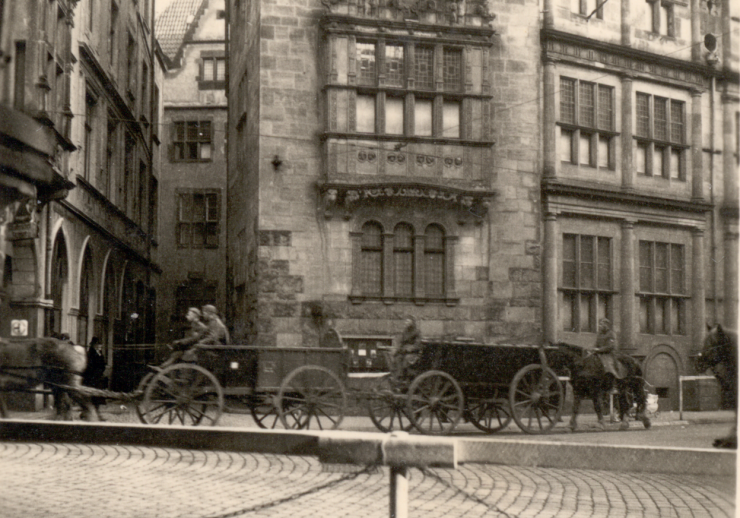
<box><xmin>318</xmin><ymin>181</ymin><xmax>495</xmax><ymax>223</ymax></box>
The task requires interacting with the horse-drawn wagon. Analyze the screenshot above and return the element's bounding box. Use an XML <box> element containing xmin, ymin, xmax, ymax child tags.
<box><xmin>8</xmin><ymin>335</ymin><xmax>651</xmax><ymax>437</ymax></box>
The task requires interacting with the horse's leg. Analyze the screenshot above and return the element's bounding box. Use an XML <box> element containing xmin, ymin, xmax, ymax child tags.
<box><xmin>616</xmin><ymin>382</ymin><xmax>630</xmax><ymax>430</ymax></box>
<box><xmin>52</xmin><ymin>387</ymin><xmax>73</xmax><ymax>420</ymax></box>
<box><xmin>569</xmin><ymin>387</ymin><xmax>581</xmax><ymax>432</ymax></box>
<box><xmin>0</xmin><ymin>393</ymin><xmax>7</xmax><ymax>418</ymax></box>
<box><xmin>593</xmin><ymin>386</ymin><xmax>606</xmax><ymax>431</ymax></box>
<box><xmin>633</xmin><ymin>380</ymin><xmax>651</xmax><ymax>429</ymax></box>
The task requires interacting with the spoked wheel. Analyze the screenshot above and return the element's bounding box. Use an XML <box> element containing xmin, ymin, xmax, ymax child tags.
<box><xmin>467</xmin><ymin>397</ymin><xmax>512</xmax><ymax>434</ymax></box>
<box><xmin>135</xmin><ymin>371</ymin><xmax>155</xmax><ymax>424</ymax></box>
<box><xmin>250</xmin><ymin>395</ymin><xmax>282</xmax><ymax>429</ymax></box>
<box><xmin>367</xmin><ymin>375</ymin><xmax>413</xmax><ymax>433</ymax></box>
<box><xmin>140</xmin><ymin>364</ymin><xmax>224</xmax><ymax>426</ymax></box>
<box><xmin>407</xmin><ymin>370</ymin><xmax>464</xmax><ymax>436</ymax></box>
<box><xmin>509</xmin><ymin>364</ymin><xmax>563</xmax><ymax>434</ymax></box>
<box><xmin>277</xmin><ymin>365</ymin><xmax>346</xmax><ymax>430</ymax></box>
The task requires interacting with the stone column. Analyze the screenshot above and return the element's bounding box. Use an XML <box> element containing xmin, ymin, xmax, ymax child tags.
<box><xmin>543</xmin><ymin>0</ymin><xmax>554</xmax><ymax>27</ymax></box>
<box><xmin>543</xmin><ymin>212</ymin><xmax>558</xmax><ymax>343</ymax></box>
<box><xmin>620</xmin><ymin>220</ymin><xmax>635</xmax><ymax>351</ymax></box>
<box><xmin>621</xmin><ymin>0</ymin><xmax>631</xmax><ymax>46</ymax></box>
<box><xmin>722</xmin><ymin>93</ymin><xmax>739</xmax><ymax>327</ymax></box>
<box><xmin>692</xmin><ymin>228</ymin><xmax>705</xmax><ymax>349</ymax></box>
<box><xmin>621</xmin><ymin>74</ymin><xmax>634</xmax><ymax>191</ymax></box>
<box><xmin>691</xmin><ymin>89</ymin><xmax>703</xmax><ymax>200</ymax></box>
<box><xmin>543</xmin><ymin>59</ymin><xmax>557</xmax><ymax>179</ymax></box>
<box><xmin>691</xmin><ymin>0</ymin><xmax>702</xmax><ymax>62</ymax></box>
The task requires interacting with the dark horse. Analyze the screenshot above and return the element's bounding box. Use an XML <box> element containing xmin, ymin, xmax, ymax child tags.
<box><xmin>696</xmin><ymin>324</ymin><xmax>737</xmax><ymax>449</ymax></box>
<box><xmin>551</xmin><ymin>342</ymin><xmax>651</xmax><ymax>431</ymax></box>
<box><xmin>0</xmin><ymin>337</ymin><xmax>98</xmax><ymax>421</ymax></box>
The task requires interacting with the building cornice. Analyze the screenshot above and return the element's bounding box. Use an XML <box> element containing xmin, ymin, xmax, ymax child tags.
<box><xmin>542</xmin><ymin>178</ymin><xmax>713</xmax><ymax>214</ymax></box>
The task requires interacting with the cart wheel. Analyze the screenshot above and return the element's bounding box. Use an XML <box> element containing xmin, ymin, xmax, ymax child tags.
<box><xmin>277</xmin><ymin>365</ymin><xmax>346</xmax><ymax>430</ymax></box>
<box><xmin>250</xmin><ymin>395</ymin><xmax>282</xmax><ymax>429</ymax></box>
<box><xmin>134</xmin><ymin>372</ymin><xmax>155</xmax><ymax>424</ymax></box>
<box><xmin>367</xmin><ymin>375</ymin><xmax>413</xmax><ymax>433</ymax></box>
<box><xmin>509</xmin><ymin>364</ymin><xmax>563</xmax><ymax>434</ymax></box>
<box><xmin>140</xmin><ymin>364</ymin><xmax>224</xmax><ymax>426</ymax></box>
<box><xmin>407</xmin><ymin>370</ymin><xmax>464</xmax><ymax>436</ymax></box>
<box><xmin>467</xmin><ymin>397</ymin><xmax>512</xmax><ymax>434</ymax></box>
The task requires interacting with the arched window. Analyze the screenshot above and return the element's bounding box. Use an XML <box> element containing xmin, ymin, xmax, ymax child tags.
<box><xmin>424</xmin><ymin>224</ymin><xmax>445</xmax><ymax>297</ymax></box>
<box><xmin>48</xmin><ymin>234</ymin><xmax>69</xmax><ymax>336</ymax></box>
<box><xmin>393</xmin><ymin>223</ymin><xmax>414</xmax><ymax>297</ymax></box>
<box><xmin>78</xmin><ymin>249</ymin><xmax>93</xmax><ymax>345</ymax></box>
<box><xmin>360</xmin><ymin>222</ymin><xmax>383</xmax><ymax>295</ymax></box>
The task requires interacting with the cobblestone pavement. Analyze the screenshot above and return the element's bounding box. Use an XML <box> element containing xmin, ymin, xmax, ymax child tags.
<box><xmin>0</xmin><ymin>441</ymin><xmax>734</xmax><ymax>518</ymax></box>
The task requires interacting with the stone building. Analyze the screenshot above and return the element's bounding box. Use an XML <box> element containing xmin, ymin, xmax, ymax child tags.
<box><xmin>0</xmin><ymin>0</ymin><xmax>163</xmax><ymax>388</ymax></box>
<box><xmin>154</xmin><ymin>0</ymin><xmax>228</xmax><ymax>342</ymax></box>
<box><xmin>225</xmin><ymin>0</ymin><xmax>738</xmax><ymax>408</ymax></box>
<box><xmin>540</xmin><ymin>0</ymin><xmax>738</xmax><ymax>409</ymax></box>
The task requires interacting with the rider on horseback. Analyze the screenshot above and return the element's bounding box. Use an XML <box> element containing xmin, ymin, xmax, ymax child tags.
<box><xmin>594</xmin><ymin>318</ymin><xmax>627</xmax><ymax>380</ymax></box>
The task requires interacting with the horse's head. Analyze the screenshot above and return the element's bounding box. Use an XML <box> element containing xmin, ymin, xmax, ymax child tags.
<box><xmin>697</xmin><ymin>324</ymin><xmax>738</xmax><ymax>373</ymax></box>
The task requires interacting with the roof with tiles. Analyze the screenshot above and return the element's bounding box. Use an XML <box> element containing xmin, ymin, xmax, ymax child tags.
<box><xmin>155</xmin><ymin>0</ymin><xmax>207</xmax><ymax>64</ymax></box>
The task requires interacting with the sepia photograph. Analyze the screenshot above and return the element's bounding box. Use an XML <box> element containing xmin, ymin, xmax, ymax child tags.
<box><xmin>0</xmin><ymin>0</ymin><xmax>736</xmax><ymax>515</ymax></box>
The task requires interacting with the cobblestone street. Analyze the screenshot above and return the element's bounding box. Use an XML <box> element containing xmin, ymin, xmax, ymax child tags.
<box><xmin>0</xmin><ymin>441</ymin><xmax>734</xmax><ymax>518</ymax></box>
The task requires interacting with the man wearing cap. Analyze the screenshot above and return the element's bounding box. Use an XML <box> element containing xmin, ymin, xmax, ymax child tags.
<box><xmin>594</xmin><ymin>318</ymin><xmax>626</xmax><ymax>379</ymax></box>
<box><xmin>198</xmin><ymin>305</ymin><xmax>230</xmax><ymax>345</ymax></box>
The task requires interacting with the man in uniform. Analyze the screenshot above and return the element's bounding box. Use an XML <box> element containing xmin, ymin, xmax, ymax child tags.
<box><xmin>199</xmin><ymin>305</ymin><xmax>230</xmax><ymax>345</ymax></box>
<box><xmin>594</xmin><ymin>318</ymin><xmax>626</xmax><ymax>380</ymax></box>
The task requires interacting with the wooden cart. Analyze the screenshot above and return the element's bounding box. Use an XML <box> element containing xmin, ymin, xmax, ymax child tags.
<box><xmin>135</xmin><ymin>345</ymin><xmax>349</xmax><ymax>430</ymax></box>
<box><xmin>366</xmin><ymin>340</ymin><xmax>565</xmax><ymax>436</ymax></box>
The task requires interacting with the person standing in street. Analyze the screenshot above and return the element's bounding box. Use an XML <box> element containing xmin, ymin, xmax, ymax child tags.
<box><xmin>83</xmin><ymin>336</ymin><xmax>108</xmax><ymax>421</ymax></box>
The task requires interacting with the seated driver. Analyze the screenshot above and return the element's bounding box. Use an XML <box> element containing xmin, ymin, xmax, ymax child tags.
<box><xmin>390</xmin><ymin>317</ymin><xmax>422</xmax><ymax>382</ymax></box>
<box><xmin>594</xmin><ymin>318</ymin><xmax>626</xmax><ymax>380</ymax></box>
<box><xmin>158</xmin><ymin>307</ymin><xmax>207</xmax><ymax>369</ymax></box>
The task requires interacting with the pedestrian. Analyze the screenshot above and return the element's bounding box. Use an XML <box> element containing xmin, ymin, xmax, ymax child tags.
<box><xmin>391</xmin><ymin>317</ymin><xmax>422</xmax><ymax>382</ymax></box>
<box><xmin>199</xmin><ymin>304</ymin><xmax>230</xmax><ymax>346</ymax></box>
<box><xmin>83</xmin><ymin>336</ymin><xmax>108</xmax><ymax>421</ymax></box>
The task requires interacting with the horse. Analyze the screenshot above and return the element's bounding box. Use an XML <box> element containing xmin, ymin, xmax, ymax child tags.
<box><xmin>0</xmin><ymin>337</ymin><xmax>98</xmax><ymax>421</ymax></box>
<box><xmin>696</xmin><ymin>324</ymin><xmax>737</xmax><ymax>449</ymax></box>
<box><xmin>550</xmin><ymin>342</ymin><xmax>651</xmax><ymax>432</ymax></box>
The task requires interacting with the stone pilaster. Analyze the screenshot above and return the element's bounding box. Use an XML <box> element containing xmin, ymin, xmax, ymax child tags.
<box><xmin>350</xmin><ymin>231</ymin><xmax>362</xmax><ymax>299</ymax></box>
<box><xmin>543</xmin><ymin>59</ymin><xmax>557</xmax><ymax>179</ymax></box>
<box><xmin>722</xmin><ymin>93</ymin><xmax>739</xmax><ymax>327</ymax></box>
<box><xmin>543</xmin><ymin>212</ymin><xmax>558</xmax><ymax>343</ymax></box>
<box><xmin>620</xmin><ymin>220</ymin><xmax>635</xmax><ymax>351</ymax></box>
<box><xmin>691</xmin><ymin>0</ymin><xmax>702</xmax><ymax>62</ymax></box>
<box><xmin>621</xmin><ymin>0</ymin><xmax>631</xmax><ymax>46</ymax></box>
<box><xmin>692</xmin><ymin>228</ymin><xmax>705</xmax><ymax>349</ymax></box>
<box><xmin>620</xmin><ymin>75</ymin><xmax>634</xmax><ymax>191</ymax></box>
<box><xmin>691</xmin><ymin>89</ymin><xmax>703</xmax><ymax>201</ymax></box>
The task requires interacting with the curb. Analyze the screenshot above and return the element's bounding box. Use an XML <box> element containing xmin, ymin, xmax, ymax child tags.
<box><xmin>0</xmin><ymin>419</ymin><xmax>734</xmax><ymax>476</ymax></box>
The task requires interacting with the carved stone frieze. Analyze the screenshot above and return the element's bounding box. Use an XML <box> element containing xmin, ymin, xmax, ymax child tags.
<box><xmin>318</xmin><ymin>181</ymin><xmax>495</xmax><ymax>223</ymax></box>
<box><xmin>322</xmin><ymin>0</ymin><xmax>494</xmax><ymax>26</ymax></box>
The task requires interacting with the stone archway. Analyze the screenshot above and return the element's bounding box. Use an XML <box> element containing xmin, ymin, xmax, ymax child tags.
<box><xmin>644</xmin><ymin>344</ymin><xmax>683</xmax><ymax>412</ymax></box>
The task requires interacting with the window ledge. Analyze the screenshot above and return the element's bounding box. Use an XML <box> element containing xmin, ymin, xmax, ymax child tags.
<box><xmin>349</xmin><ymin>295</ymin><xmax>459</xmax><ymax>305</ymax></box>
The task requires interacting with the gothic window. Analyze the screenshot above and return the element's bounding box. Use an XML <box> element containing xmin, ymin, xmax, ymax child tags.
<box><xmin>561</xmin><ymin>234</ymin><xmax>612</xmax><ymax>333</ymax></box>
<box><xmin>424</xmin><ymin>225</ymin><xmax>445</xmax><ymax>297</ymax></box>
<box><xmin>393</xmin><ymin>223</ymin><xmax>414</xmax><ymax>297</ymax></box>
<box><xmin>559</xmin><ymin>77</ymin><xmax>616</xmax><ymax>170</ymax></box>
<box><xmin>634</xmin><ymin>92</ymin><xmax>686</xmax><ymax>180</ymax></box>
<box><xmin>360</xmin><ymin>222</ymin><xmax>383</xmax><ymax>296</ymax></box>
<box><xmin>354</xmin><ymin>221</ymin><xmax>453</xmax><ymax>302</ymax></box>
<box><xmin>638</xmin><ymin>241</ymin><xmax>686</xmax><ymax>335</ymax></box>
<box><xmin>84</xmin><ymin>90</ymin><xmax>97</xmax><ymax>182</ymax></box>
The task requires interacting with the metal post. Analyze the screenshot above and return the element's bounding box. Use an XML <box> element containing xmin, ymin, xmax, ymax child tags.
<box><xmin>389</xmin><ymin>465</ymin><xmax>408</xmax><ymax>518</ymax></box>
